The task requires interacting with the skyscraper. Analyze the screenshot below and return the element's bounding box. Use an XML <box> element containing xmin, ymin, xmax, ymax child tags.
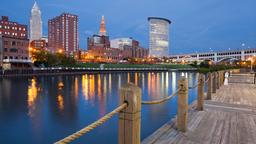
<box><xmin>148</xmin><ymin>17</ymin><xmax>171</xmax><ymax>57</ymax></box>
<box><xmin>30</xmin><ymin>1</ymin><xmax>42</xmax><ymax>41</ymax></box>
<box><xmin>48</xmin><ymin>13</ymin><xmax>78</xmax><ymax>54</ymax></box>
<box><xmin>99</xmin><ymin>15</ymin><xmax>107</xmax><ymax>36</ymax></box>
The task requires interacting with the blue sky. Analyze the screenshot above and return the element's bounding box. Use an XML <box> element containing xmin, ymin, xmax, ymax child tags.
<box><xmin>0</xmin><ymin>0</ymin><xmax>256</xmax><ymax>54</ymax></box>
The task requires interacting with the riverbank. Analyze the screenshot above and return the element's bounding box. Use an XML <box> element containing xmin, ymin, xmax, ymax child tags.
<box><xmin>0</xmin><ymin>67</ymin><xmax>197</xmax><ymax>77</ymax></box>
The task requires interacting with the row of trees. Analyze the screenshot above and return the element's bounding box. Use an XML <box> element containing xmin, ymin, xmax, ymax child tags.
<box><xmin>31</xmin><ymin>50</ymin><xmax>76</xmax><ymax>67</ymax></box>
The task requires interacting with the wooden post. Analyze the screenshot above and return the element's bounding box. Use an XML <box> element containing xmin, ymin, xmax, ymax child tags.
<box><xmin>119</xmin><ymin>83</ymin><xmax>141</xmax><ymax>144</ymax></box>
<box><xmin>222</xmin><ymin>71</ymin><xmax>225</xmax><ymax>85</ymax></box>
<box><xmin>207</xmin><ymin>72</ymin><xmax>212</xmax><ymax>100</ymax></box>
<box><xmin>197</xmin><ymin>74</ymin><xmax>205</xmax><ymax>111</ymax></box>
<box><xmin>216</xmin><ymin>72</ymin><xmax>220</xmax><ymax>89</ymax></box>
<box><xmin>220</xmin><ymin>71</ymin><xmax>223</xmax><ymax>86</ymax></box>
<box><xmin>177</xmin><ymin>76</ymin><xmax>188</xmax><ymax>132</ymax></box>
<box><xmin>212</xmin><ymin>72</ymin><xmax>217</xmax><ymax>93</ymax></box>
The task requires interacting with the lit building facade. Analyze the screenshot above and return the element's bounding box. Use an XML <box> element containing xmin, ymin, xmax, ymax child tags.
<box><xmin>87</xmin><ymin>35</ymin><xmax>110</xmax><ymax>50</ymax></box>
<box><xmin>0</xmin><ymin>16</ymin><xmax>30</xmax><ymax>69</ymax></box>
<box><xmin>110</xmin><ymin>38</ymin><xmax>133</xmax><ymax>50</ymax></box>
<box><xmin>83</xmin><ymin>16</ymin><xmax>148</xmax><ymax>63</ymax></box>
<box><xmin>0</xmin><ymin>16</ymin><xmax>27</xmax><ymax>39</ymax></box>
<box><xmin>30</xmin><ymin>39</ymin><xmax>47</xmax><ymax>50</ymax></box>
<box><xmin>30</xmin><ymin>1</ymin><xmax>43</xmax><ymax>41</ymax></box>
<box><xmin>148</xmin><ymin>17</ymin><xmax>171</xmax><ymax>57</ymax></box>
<box><xmin>170</xmin><ymin>48</ymin><xmax>256</xmax><ymax>62</ymax></box>
<box><xmin>48</xmin><ymin>13</ymin><xmax>78</xmax><ymax>54</ymax></box>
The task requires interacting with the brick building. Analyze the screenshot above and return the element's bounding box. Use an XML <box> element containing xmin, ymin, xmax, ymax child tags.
<box><xmin>87</xmin><ymin>35</ymin><xmax>122</xmax><ymax>62</ymax></box>
<box><xmin>30</xmin><ymin>39</ymin><xmax>47</xmax><ymax>50</ymax></box>
<box><xmin>0</xmin><ymin>16</ymin><xmax>30</xmax><ymax>69</ymax></box>
<box><xmin>48</xmin><ymin>13</ymin><xmax>78</xmax><ymax>55</ymax></box>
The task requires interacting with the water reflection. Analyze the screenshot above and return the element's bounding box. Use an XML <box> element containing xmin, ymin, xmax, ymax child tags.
<box><xmin>0</xmin><ymin>72</ymin><xmax>199</xmax><ymax>144</ymax></box>
<box><xmin>27</xmin><ymin>78</ymin><xmax>40</xmax><ymax>117</ymax></box>
<box><xmin>57</xmin><ymin>94</ymin><xmax>64</xmax><ymax>111</ymax></box>
<box><xmin>82</xmin><ymin>75</ymin><xmax>89</xmax><ymax>100</ymax></box>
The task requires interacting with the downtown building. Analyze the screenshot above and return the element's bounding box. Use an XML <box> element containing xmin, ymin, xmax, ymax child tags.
<box><xmin>48</xmin><ymin>13</ymin><xmax>78</xmax><ymax>55</ymax></box>
<box><xmin>85</xmin><ymin>16</ymin><xmax>123</xmax><ymax>62</ymax></box>
<box><xmin>0</xmin><ymin>16</ymin><xmax>30</xmax><ymax>69</ymax></box>
<box><xmin>82</xmin><ymin>16</ymin><xmax>148</xmax><ymax>63</ymax></box>
<box><xmin>111</xmin><ymin>37</ymin><xmax>148</xmax><ymax>59</ymax></box>
<box><xmin>148</xmin><ymin>17</ymin><xmax>171</xmax><ymax>57</ymax></box>
<box><xmin>30</xmin><ymin>1</ymin><xmax>42</xmax><ymax>41</ymax></box>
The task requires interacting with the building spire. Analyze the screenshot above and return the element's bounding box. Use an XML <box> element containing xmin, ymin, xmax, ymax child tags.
<box><xmin>32</xmin><ymin>1</ymin><xmax>39</xmax><ymax>10</ymax></box>
<box><xmin>99</xmin><ymin>15</ymin><xmax>107</xmax><ymax>36</ymax></box>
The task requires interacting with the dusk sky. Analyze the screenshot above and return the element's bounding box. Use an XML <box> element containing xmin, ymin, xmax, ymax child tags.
<box><xmin>1</xmin><ymin>0</ymin><xmax>256</xmax><ymax>54</ymax></box>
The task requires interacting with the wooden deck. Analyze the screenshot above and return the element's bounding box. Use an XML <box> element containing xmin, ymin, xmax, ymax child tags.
<box><xmin>142</xmin><ymin>83</ymin><xmax>256</xmax><ymax>144</ymax></box>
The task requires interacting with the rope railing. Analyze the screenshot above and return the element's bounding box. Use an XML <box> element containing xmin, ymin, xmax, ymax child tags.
<box><xmin>205</xmin><ymin>77</ymin><xmax>210</xmax><ymax>83</ymax></box>
<box><xmin>55</xmin><ymin>102</ymin><xmax>128</xmax><ymax>144</ymax></box>
<box><xmin>188</xmin><ymin>83</ymin><xmax>199</xmax><ymax>89</ymax></box>
<box><xmin>141</xmin><ymin>88</ymin><xmax>181</xmax><ymax>105</ymax></box>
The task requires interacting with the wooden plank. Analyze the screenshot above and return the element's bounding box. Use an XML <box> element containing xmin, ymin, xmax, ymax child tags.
<box><xmin>142</xmin><ymin>75</ymin><xmax>256</xmax><ymax>144</ymax></box>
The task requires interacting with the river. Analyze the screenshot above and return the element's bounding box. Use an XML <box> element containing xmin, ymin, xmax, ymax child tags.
<box><xmin>0</xmin><ymin>71</ymin><xmax>199</xmax><ymax>144</ymax></box>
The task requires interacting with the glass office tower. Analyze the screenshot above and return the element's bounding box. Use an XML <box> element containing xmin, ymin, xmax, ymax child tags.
<box><xmin>148</xmin><ymin>17</ymin><xmax>171</xmax><ymax>57</ymax></box>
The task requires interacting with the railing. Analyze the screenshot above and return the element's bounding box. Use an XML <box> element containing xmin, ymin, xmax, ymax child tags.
<box><xmin>55</xmin><ymin>70</ymin><xmax>227</xmax><ymax>144</ymax></box>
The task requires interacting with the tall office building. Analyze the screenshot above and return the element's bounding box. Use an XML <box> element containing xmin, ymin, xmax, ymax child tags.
<box><xmin>48</xmin><ymin>13</ymin><xmax>78</xmax><ymax>54</ymax></box>
<box><xmin>148</xmin><ymin>17</ymin><xmax>171</xmax><ymax>57</ymax></box>
<box><xmin>30</xmin><ymin>1</ymin><xmax>42</xmax><ymax>41</ymax></box>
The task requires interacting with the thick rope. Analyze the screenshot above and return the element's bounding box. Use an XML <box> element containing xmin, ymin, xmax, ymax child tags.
<box><xmin>141</xmin><ymin>88</ymin><xmax>181</xmax><ymax>105</ymax></box>
<box><xmin>189</xmin><ymin>83</ymin><xmax>199</xmax><ymax>89</ymax></box>
<box><xmin>55</xmin><ymin>103</ymin><xmax>128</xmax><ymax>144</ymax></box>
<box><xmin>205</xmin><ymin>77</ymin><xmax>210</xmax><ymax>83</ymax></box>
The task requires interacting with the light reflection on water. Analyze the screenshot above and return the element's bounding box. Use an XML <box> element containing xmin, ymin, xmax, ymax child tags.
<box><xmin>0</xmin><ymin>72</ymin><xmax>198</xmax><ymax>144</ymax></box>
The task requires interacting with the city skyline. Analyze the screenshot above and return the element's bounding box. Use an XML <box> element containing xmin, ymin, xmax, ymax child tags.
<box><xmin>0</xmin><ymin>0</ymin><xmax>256</xmax><ymax>55</ymax></box>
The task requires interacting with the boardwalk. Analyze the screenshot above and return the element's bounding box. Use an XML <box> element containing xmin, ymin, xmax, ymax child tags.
<box><xmin>142</xmin><ymin>81</ymin><xmax>256</xmax><ymax>144</ymax></box>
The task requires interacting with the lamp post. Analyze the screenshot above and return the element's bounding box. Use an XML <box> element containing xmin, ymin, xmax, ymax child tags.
<box><xmin>249</xmin><ymin>57</ymin><xmax>254</xmax><ymax>73</ymax></box>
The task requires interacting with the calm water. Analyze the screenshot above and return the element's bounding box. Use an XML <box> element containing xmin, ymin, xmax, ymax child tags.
<box><xmin>0</xmin><ymin>72</ymin><xmax>199</xmax><ymax>144</ymax></box>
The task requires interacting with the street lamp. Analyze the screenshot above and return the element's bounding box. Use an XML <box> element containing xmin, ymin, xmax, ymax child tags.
<box><xmin>248</xmin><ymin>57</ymin><xmax>254</xmax><ymax>73</ymax></box>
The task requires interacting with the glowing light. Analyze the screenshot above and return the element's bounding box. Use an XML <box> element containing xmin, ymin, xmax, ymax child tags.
<box><xmin>28</xmin><ymin>78</ymin><xmax>38</xmax><ymax>107</ymax></box>
<box><xmin>58</xmin><ymin>49</ymin><xmax>63</xmax><ymax>53</ymax></box>
<box><xmin>57</xmin><ymin>94</ymin><xmax>64</xmax><ymax>111</ymax></box>
<box><xmin>58</xmin><ymin>82</ymin><xmax>64</xmax><ymax>90</ymax></box>
<box><xmin>82</xmin><ymin>75</ymin><xmax>89</xmax><ymax>100</ymax></box>
<box><xmin>135</xmin><ymin>73</ymin><xmax>138</xmax><ymax>85</ymax></box>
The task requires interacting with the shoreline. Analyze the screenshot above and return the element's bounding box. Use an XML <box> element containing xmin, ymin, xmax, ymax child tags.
<box><xmin>0</xmin><ymin>67</ymin><xmax>197</xmax><ymax>77</ymax></box>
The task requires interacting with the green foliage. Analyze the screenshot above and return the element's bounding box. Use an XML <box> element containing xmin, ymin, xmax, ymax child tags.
<box><xmin>198</xmin><ymin>65</ymin><xmax>239</xmax><ymax>74</ymax></box>
<box><xmin>32</xmin><ymin>50</ymin><xmax>76</xmax><ymax>67</ymax></box>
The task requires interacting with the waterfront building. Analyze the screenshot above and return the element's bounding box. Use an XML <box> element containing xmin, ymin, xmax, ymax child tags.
<box><xmin>87</xmin><ymin>34</ymin><xmax>122</xmax><ymax>62</ymax></box>
<box><xmin>85</xmin><ymin>16</ymin><xmax>122</xmax><ymax>62</ymax></box>
<box><xmin>30</xmin><ymin>39</ymin><xmax>47</xmax><ymax>51</ymax></box>
<box><xmin>0</xmin><ymin>16</ymin><xmax>30</xmax><ymax>69</ymax></box>
<box><xmin>111</xmin><ymin>37</ymin><xmax>148</xmax><ymax>58</ymax></box>
<box><xmin>30</xmin><ymin>1</ymin><xmax>43</xmax><ymax>41</ymax></box>
<box><xmin>84</xmin><ymin>16</ymin><xmax>148</xmax><ymax>63</ymax></box>
<box><xmin>48</xmin><ymin>13</ymin><xmax>78</xmax><ymax>55</ymax></box>
<box><xmin>0</xmin><ymin>16</ymin><xmax>27</xmax><ymax>39</ymax></box>
<box><xmin>148</xmin><ymin>17</ymin><xmax>171</xmax><ymax>57</ymax></box>
<box><xmin>110</xmin><ymin>37</ymin><xmax>133</xmax><ymax>50</ymax></box>
<box><xmin>87</xmin><ymin>34</ymin><xmax>110</xmax><ymax>50</ymax></box>
<box><xmin>41</xmin><ymin>36</ymin><xmax>48</xmax><ymax>43</ymax></box>
<box><xmin>170</xmin><ymin>48</ymin><xmax>256</xmax><ymax>62</ymax></box>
